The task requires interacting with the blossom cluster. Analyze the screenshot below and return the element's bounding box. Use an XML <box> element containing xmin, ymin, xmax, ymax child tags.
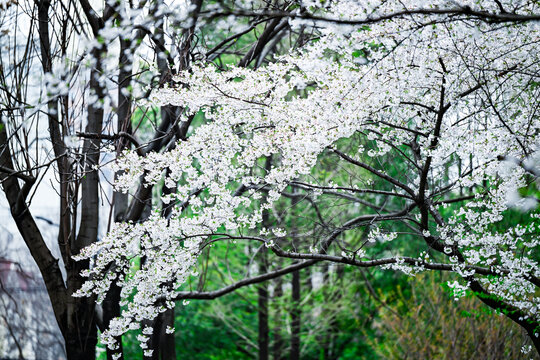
<box><xmin>74</xmin><ymin>0</ymin><xmax>540</xmax><ymax>348</ymax></box>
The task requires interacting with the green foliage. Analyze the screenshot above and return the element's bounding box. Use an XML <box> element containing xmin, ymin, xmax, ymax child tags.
<box><xmin>174</xmin><ymin>300</ymin><xmax>255</xmax><ymax>359</ymax></box>
<box><xmin>369</xmin><ymin>272</ymin><xmax>539</xmax><ymax>360</ymax></box>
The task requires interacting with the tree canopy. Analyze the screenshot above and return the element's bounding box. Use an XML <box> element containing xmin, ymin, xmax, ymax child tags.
<box><xmin>1</xmin><ymin>0</ymin><xmax>539</xmax><ymax>358</ymax></box>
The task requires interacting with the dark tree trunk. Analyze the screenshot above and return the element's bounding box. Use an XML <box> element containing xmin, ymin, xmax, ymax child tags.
<box><xmin>258</xmin><ymin>156</ymin><xmax>272</xmax><ymax>360</ymax></box>
<box><xmin>159</xmin><ymin>308</ymin><xmax>177</xmax><ymax>360</ymax></box>
<box><xmin>64</xmin><ymin>45</ymin><xmax>104</xmax><ymax>358</ymax></box>
<box><xmin>103</xmin><ymin>282</ymin><xmax>123</xmax><ymax>360</ymax></box>
<box><xmin>289</xmin><ymin>188</ymin><xmax>301</xmax><ymax>360</ymax></box>
<box><xmin>272</xmin><ymin>276</ymin><xmax>284</xmax><ymax>360</ymax></box>
<box><xmin>64</xmin><ymin>286</ymin><xmax>98</xmax><ymax>360</ymax></box>
<box><xmin>1</xmin><ymin>117</ymin><xmax>98</xmax><ymax>360</ymax></box>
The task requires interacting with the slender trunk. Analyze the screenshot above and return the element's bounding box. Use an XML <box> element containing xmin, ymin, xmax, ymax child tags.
<box><xmin>289</xmin><ymin>188</ymin><xmax>301</xmax><ymax>360</ymax></box>
<box><xmin>258</xmin><ymin>248</ymin><xmax>269</xmax><ymax>360</ymax></box>
<box><xmin>65</xmin><ymin>53</ymin><xmax>104</xmax><ymax>359</ymax></box>
<box><xmin>103</xmin><ymin>30</ymin><xmax>135</xmax><ymax>360</ymax></box>
<box><xmin>290</xmin><ymin>269</ymin><xmax>300</xmax><ymax>360</ymax></box>
<box><xmin>321</xmin><ymin>264</ymin><xmax>332</xmax><ymax>359</ymax></box>
<box><xmin>258</xmin><ymin>156</ymin><xmax>271</xmax><ymax>360</ymax></box>
<box><xmin>272</xmin><ymin>275</ymin><xmax>284</xmax><ymax>360</ymax></box>
<box><xmin>37</xmin><ymin>0</ymin><xmax>71</xmax><ymax>267</ymax></box>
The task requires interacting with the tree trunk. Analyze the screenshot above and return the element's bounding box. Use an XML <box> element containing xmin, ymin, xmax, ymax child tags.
<box><xmin>159</xmin><ymin>308</ymin><xmax>177</xmax><ymax>360</ymax></box>
<box><xmin>272</xmin><ymin>276</ymin><xmax>284</xmax><ymax>360</ymax></box>
<box><xmin>258</xmin><ymin>248</ymin><xmax>269</xmax><ymax>360</ymax></box>
<box><xmin>290</xmin><ymin>269</ymin><xmax>300</xmax><ymax>360</ymax></box>
<box><xmin>103</xmin><ymin>282</ymin><xmax>123</xmax><ymax>360</ymax></box>
<box><xmin>289</xmin><ymin>188</ymin><xmax>301</xmax><ymax>360</ymax></box>
<box><xmin>65</xmin><ymin>285</ymin><xmax>98</xmax><ymax>360</ymax></box>
<box><xmin>258</xmin><ymin>156</ymin><xmax>272</xmax><ymax>360</ymax></box>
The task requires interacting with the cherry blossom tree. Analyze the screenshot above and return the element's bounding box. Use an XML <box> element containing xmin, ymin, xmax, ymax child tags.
<box><xmin>71</xmin><ymin>0</ymin><xmax>540</xmax><ymax>356</ymax></box>
<box><xmin>1</xmin><ymin>0</ymin><xmax>306</xmax><ymax>358</ymax></box>
<box><xmin>2</xmin><ymin>0</ymin><xmax>540</xmax><ymax>358</ymax></box>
